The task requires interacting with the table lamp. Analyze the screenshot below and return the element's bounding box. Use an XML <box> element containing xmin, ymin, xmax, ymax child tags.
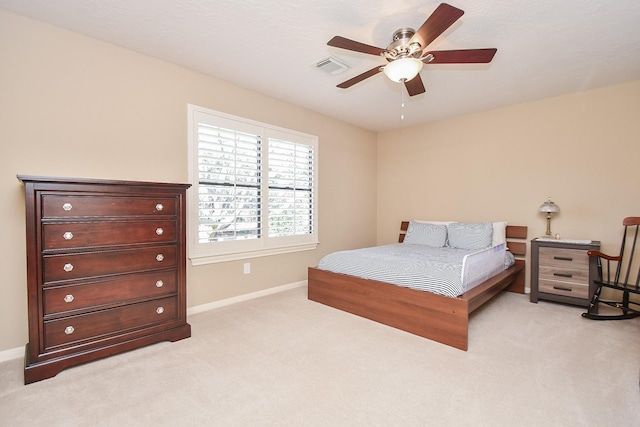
<box><xmin>539</xmin><ymin>197</ymin><xmax>560</xmax><ymax>237</ymax></box>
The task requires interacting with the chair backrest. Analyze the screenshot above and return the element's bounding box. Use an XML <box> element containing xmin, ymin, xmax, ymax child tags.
<box><xmin>614</xmin><ymin>217</ymin><xmax>640</xmax><ymax>289</ymax></box>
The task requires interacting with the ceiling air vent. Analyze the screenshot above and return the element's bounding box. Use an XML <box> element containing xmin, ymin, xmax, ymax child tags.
<box><xmin>313</xmin><ymin>55</ymin><xmax>350</xmax><ymax>75</ymax></box>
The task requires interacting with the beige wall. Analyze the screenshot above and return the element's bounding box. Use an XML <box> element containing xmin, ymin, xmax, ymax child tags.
<box><xmin>2</xmin><ymin>8</ymin><xmax>638</xmax><ymax>355</ymax></box>
<box><xmin>377</xmin><ymin>80</ymin><xmax>640</xmax><ymax>289</ymax></box>
<box><xmin>0</xmin><ymin>10</ymin><xmax>377</xmax><ymax>353</ymax></box>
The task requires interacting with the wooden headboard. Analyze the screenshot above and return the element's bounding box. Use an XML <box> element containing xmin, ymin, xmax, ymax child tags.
<box><xmin>399</xmin><ymin>221</ymin><xmax>528</xmax><ymax>258</ymax></box>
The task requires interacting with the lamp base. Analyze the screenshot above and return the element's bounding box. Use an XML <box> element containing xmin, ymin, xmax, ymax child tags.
<box><xmin>545</xmin><ymin>216</ymin><xmax>552</xmax><ymax>237</ymax></box>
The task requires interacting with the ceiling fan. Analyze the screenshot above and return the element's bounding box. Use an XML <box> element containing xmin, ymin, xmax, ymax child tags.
<box><xmin>327</xmin><ymin>3</ymin><xmax>497</xmax><ymax>96</ymax></box>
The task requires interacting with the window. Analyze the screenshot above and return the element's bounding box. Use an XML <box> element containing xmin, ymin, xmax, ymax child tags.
<box><xmin>188</xmin><ymin>105</ymin><xmax>318</xmax><ymax>264</ymax></box>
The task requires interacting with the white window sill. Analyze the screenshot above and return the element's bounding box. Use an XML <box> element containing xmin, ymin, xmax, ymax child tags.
<box><xmin>189</xmin><ymin>241</ymin><xmax>318</xmax><ymax>266</ymax></box>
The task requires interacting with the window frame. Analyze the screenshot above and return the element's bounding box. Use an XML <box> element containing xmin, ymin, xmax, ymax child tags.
<box><xmin>187</xmin><ymin>104</ymin><xmax>319</xmax><ymax>265</ymax></box>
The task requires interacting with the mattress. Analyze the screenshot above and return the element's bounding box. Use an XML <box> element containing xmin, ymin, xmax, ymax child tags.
<box><xmin>316</xmin><ymin>243</ymin><xmax>512</xmax><ymax>298</ymax></box>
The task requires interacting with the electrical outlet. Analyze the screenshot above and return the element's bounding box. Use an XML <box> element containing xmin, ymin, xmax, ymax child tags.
<box><xmin>243</xmin><ymin>262</ymin><xmax>251</xmax><ymax>274</ymax></box>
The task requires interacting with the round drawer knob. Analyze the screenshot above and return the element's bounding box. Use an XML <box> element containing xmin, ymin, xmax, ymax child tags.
<box><xmin>156</xmin><ymin>280</ymin><xmax>164</xmax><ymax>288</ymax></box>
<box><xmin>64</xmin><ymin>294</ymin><xmax>74</xmax><ymax>303</ymax></box>
<box><xmin>156</xmin><ymin>228</ymin><xmax>164</xmax><ymax>235</ymax></box>
<box><xmin>62</xmin><ymin>203</ymin><xmax>73</xmax><ymax>211</ymax></box>
<box><xmin>63</xmin><ymin>232</ymin><xmax>74</xmax><ymax>240</ymax></box>
<box><xmin>63</xmin><ymin>263</ymin><xmax>74</xmax><ymax>272</ymax></box>
<box><xmin>64</xmin><ymin>326</ymin><xmax>75</xmax><ymax>335</ymax></box>
<box><xmin>155</xmin><ymin>203</ymin><xmax>164</xmax><ymax>212</ymax></box>
<box><xmin>156</xmin><ymin>307</ymin><xmax>164</xmax><ymax>315</ymax></box>
<box><xmin>156</xmin><ymin>254</ymin><xmax>164</xmax><ymax>262</ymax></box>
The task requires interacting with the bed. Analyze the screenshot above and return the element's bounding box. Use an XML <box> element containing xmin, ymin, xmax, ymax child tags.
<box><xmin>307</xmin><ymin>221</ymin><xmax>528</xmax><ymax>350</ymax></box>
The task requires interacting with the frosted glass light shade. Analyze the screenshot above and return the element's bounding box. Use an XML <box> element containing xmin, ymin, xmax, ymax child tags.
<box><xmin>383</xmin><ymin>58</ymin><xmax>424</xmax><ymax>83</ymax></box>
<box><xmin>538</xmin><ymin>198</ymin><xmax>560</xmax><ymax>213</ymax></box>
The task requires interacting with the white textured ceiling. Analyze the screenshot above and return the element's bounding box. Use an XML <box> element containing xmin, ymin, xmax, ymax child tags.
<box><xmin>2</xmin><ymin>0</ymin><xmax>640</xmax><ymax>132</ymax></box>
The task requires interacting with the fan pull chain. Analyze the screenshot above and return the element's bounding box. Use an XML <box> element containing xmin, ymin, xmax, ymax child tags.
<box><xmin>400</xmin><ymin>85</ymin><xmax>405</xmax><ymax>120</ymax></box>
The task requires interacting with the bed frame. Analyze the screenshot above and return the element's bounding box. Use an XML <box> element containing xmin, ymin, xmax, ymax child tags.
<box><xmin>308</xmin><ymin>222</ymin><xmax>528</xmax><ymax>351</ymax></box>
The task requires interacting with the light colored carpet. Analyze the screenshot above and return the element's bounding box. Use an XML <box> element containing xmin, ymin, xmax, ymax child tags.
<box><xmin>0</xmin><ymin>285</ymin><xmax>639</xmax><ymax>426</ymax></box>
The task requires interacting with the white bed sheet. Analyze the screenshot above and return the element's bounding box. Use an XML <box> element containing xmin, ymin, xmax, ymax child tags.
<box><xmin>317</xmin><ymin>243</ymin><xmax>510</xmax><ymax>298</ymax></box>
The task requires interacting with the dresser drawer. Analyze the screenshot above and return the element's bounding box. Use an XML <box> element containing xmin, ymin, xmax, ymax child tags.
<box><xmin>43</xmin><ymin>245</ymin><xmax>177</xmax><ymax>283</ymax></box>
<box><xmin>44</xmin><ymin>296</ymin><xmax>178</xmax><ymax>349</ymax></box>
<box><xmin>538</xmin><ymin>279</ymin><xmax>589</xmax><ymax>299</ymax></box>
<box><xmin>539</xmin><ymin>247</ymin><xmax>589</xmax><ymax>270</ymax></box>
<box><xmin>43</xmin><ymin>270</ymin><xmax>178</xmax><ymax>316</ymax></box>
<box><xmin>42</xmin><ymin>195</ymin><xmax>177</xmax><ymax>218</ymax></box>
<box><xmin>43</xmin><ymin>220</ymin><xmax>177</xmax><ymax>250</ymax></box>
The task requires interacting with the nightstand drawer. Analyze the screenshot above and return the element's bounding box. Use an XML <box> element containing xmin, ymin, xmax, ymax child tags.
<box><xmin>539</xmin><ymin>247</ymin><xmax>589</xmax><ymax>270</ymax></box>
<box><xmin>538</xmin><ymin>279</ymin><xmax>589</xmax><ymax>299</ymax></box>
<box><xmin>539</xmin><ymin>265</ymin><xmax>590</xmax><ymax>285</ymax></box>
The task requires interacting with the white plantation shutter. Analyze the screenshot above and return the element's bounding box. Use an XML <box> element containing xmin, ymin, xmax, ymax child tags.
<box><xmin>268</xmin><ymin>138</ymin><xmax>314</xmax><ymax>237</ymax></box>
<box><xmin>188</xmin><ymin>105</ymin><xmax>318</xmax><ymax>264</ymax></box>
<box><xmin>197</xmin><ymin>123</ymin><xmax>262</xmax><ymax>242</ymax></box>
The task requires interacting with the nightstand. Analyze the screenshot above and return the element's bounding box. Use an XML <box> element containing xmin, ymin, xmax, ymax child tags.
<box><xmin>530</xmin><ymin>238</ymin><xmax>600</xmax><ymax>307</ymax></box>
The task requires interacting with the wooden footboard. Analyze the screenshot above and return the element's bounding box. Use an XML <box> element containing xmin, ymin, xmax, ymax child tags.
<box><xmin>308</xmin><ymin>267</ymin><xmax>471</xmax><ymax>350</ymax></box>
<box><xmin>307</xmin><ymin>223</ymin><xmax>527</xmax><ymax>351</ymax></box>
<box><xmin>308</xmin><ymin>261</ymin><xmax>524</xmax><ymax>350</ymax></box>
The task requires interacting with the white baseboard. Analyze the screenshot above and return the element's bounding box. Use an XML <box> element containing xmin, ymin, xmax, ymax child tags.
<box><xmin>187</xmin><ymin>280</ymin><xmax>306</xmax><ymax>317</ymax></box>
<box><xmin>0</xmin><ymin>281</ymin><xmax>307</xmax><ymax>363</ymax></box>
<box><xmin>0</xmin><ymin>346</ymin><xmax>24</xmax><ymax>363</ymax></box>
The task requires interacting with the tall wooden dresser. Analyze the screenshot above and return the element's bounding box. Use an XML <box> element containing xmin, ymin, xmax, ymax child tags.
<box><xmin>18</xmin><ymin>175</ymin><xmax>191</xmax><ymax>384</ymax></box>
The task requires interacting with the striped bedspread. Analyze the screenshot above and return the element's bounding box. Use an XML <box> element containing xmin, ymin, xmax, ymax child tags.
<box><xmin>317</xmin><ymin>243</ymin><xmax>511</xmax><ymax>298</ymax></box>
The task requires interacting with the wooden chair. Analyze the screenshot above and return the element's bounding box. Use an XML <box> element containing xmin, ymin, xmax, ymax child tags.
<box><xmin>582</xmin><ymin>217</ymin><xmax>640</xmax><ymax>320</ymax></box>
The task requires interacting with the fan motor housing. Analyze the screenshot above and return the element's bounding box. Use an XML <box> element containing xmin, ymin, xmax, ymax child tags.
<box><xmin>384</xmin><ymin>27</ymin><xmax>422</xmax><ymax>61</ymax></box>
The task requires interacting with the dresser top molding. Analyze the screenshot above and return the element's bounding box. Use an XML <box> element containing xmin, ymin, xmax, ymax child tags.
<box><xmin>17</xmin><ymin>174</ymin><xmax>190</xmax><ymax>190</ymax></box>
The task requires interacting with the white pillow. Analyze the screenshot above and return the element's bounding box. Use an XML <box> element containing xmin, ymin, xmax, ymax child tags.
<box><xmin>404</xmin><ymin>220</ymin><xmax>448</xmax><ymax>247</ymax></box>
<box><xmin>447</xmin><ymin>222</ymin><xmax>493</xmax><ymax>250</ymax></box>
<box><xmin>412</xmin><ymin>220</ymin><xmax>506</xmax><ymax>247</ymax></box>
<box><xmin>414</xmin><ymin>220</ymin><xmax>457</xmax><ymax>226</ymax></box>
<box><xmin>492</xmin><ymin>221</ymin><xmax>507</xmax><ymax>246</ymax></box>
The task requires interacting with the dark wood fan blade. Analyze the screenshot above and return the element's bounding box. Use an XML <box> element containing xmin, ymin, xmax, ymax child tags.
<box><xmin>426</xmin><ymin>48</ymin><xmax>497</xmax><ymax>64</ymax></box>
<box><xmin>410</xmin><ymin>3</ymin><xmax>464</xmax><ymax>49</ymax></box>
<box><xmin>404</xmin><ymin>74</ymin><xmax>426</xmax><ymax>96</ymax></box>
<box><xmin>337</xmin><ymin>66</ymin><xmax>382</xmax><ymax>89</ymax></box>
<box><xmin>328</xmin><ymin>36</ymin><xmax>386</xmax><ymax>56</ymax></box>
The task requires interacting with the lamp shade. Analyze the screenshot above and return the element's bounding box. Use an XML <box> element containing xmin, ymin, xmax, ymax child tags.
<box><xmin>538</xmin><ymin>198</ymin><xmax>560</xmax><ymax>213</ymax></box>
<box><xmin>383</xmin><ymin>58</ymin><xmax>424</xmax><ymax>83</ymax></box>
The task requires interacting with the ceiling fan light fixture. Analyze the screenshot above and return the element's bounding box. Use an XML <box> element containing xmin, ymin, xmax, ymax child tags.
<box><xmin>383</xmin><ymin>58</ymin><xmax>423</xmax><ymax>83</ymax></box>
